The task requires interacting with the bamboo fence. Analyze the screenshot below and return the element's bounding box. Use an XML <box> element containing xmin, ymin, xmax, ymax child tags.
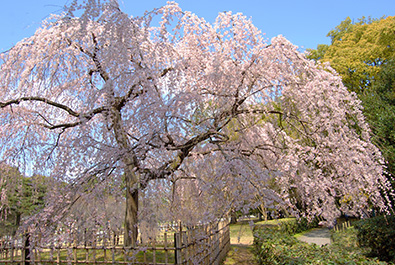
<box><xmin>0</xmin><ymin>221</ymin><xmax>230</xmax><ymax>265</ymax></box>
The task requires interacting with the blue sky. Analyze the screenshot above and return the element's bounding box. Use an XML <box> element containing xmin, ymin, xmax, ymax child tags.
<box><xmin>0</xmin><ymin>0</ymin><xmax>394</xmax><ymax>53</ymax></box>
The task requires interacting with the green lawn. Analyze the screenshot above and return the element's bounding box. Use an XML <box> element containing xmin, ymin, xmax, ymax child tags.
<box><xmin>229</xmin><ymin>223</ymin><xmax>254</xmax><ymax>245</ymax></box>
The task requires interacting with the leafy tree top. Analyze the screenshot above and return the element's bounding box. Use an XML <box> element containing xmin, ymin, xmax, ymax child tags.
<box><xmin>307</xmin><ymin>16</ymin><xmax>395</xmax><ymax>93</ymax></box>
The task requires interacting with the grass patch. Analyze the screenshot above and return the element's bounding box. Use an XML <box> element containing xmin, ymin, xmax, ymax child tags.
<box><xmin>229</xmin><ymin>223</ymin><xmax>254</xmax><ymax>245</ymax></box>
<box><xmin>223</xmin><ymin>222</ymin><xmax>260</xmax><ymax>264</ymax></box>
<box><xmin>255</xmin><ymin>217</ymin><xmax>296</xmax><ymax>226</ymax></box>
<box><xmin>222</xmin><ymin>245</ymin><xmax>256</xmax><ymax>265</ymax></box>
<box><xmin>1</xmin><ymin>247</ymin><xmax>175</xmax><ymax>264</ymax></box>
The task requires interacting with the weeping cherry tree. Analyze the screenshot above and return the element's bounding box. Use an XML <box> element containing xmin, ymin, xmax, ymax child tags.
<box><xmin>0</xmin><ymin>1</ymin><xmax>392</xmax><ymax>246</ymax></box>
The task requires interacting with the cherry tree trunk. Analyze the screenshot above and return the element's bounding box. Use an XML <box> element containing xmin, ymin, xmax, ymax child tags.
<box><xmin>124</xmin><ymin>175</ymin><xmax>138</xmax><ymax>247</ymax></box>
<box><xmin>111</xmin><ymin>107</ymin><xmax>140</xmax><ymax>246</ymax></box>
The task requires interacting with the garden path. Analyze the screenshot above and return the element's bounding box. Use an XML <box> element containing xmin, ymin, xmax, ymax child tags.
<box><xmin>297</xmin><ymin>228</ymin><xmax>331</xmax><ymax>246</ymax></box>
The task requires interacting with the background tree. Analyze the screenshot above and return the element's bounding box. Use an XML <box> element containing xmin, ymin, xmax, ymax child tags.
<box><xmin>361</xmin><ymin>59</ymin><xmax>395</xmax><ymax>183</ymax></box>
<box><xmin>0</xmin><ymin>1</ymin><xmax>392</xmax><ymax>246</ymax></box>
<box><xmin>0</xmin><ymin>165</ymin><xmax>47</xmax><ymax>237</ymax></box>
<box><xmin>307</xmin><ymin>16</ymin><xmax>395</xmax><ymax>93</ymax></box>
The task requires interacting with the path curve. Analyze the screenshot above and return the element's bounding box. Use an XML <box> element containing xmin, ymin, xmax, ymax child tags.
<box><xmin>297</xmin><ymin>228</ymin><xmax>331</xmax><ymax>246</ymax></box>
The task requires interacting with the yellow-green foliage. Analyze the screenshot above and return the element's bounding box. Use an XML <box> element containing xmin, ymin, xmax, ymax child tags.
<box><xmin>308</xmin><ymin>16</ymin><xmax>395</xmax><ymax>93</ymax></box>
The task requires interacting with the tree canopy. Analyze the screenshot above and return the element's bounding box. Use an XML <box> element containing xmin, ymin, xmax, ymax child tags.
<box><xmin>0</xmin><ymin>165</ymin><xmax>47</xmax><ymax>237</ymax></box>
<box><xmin>361</xmin><ymin>59</ymin><xmax>395</xmax><ymax>181</ymax></box>
<box><xmin>307</xmin><ymin>16</ymin><xmax>395</xmax><ymax>93</ymax></box>
<box><xmin>0</xmin><ymin>1</ymin><xmax>392</xmax><ymax>246</ymax></box>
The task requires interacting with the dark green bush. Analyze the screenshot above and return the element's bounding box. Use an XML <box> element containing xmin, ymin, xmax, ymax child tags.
<box><xmin>354</xmin><ymin>215</ymin><xmax>395</xmax><ymax>262</ymax></box>
<box><xmin>278</xmin><ymin>217</ymin><xmax>319</xmax><ymax>235</ymax></box>
<box><xmin>253</xmin><ymin>228</ymin><xmax>319</xmax><ymax>265</ymax></box>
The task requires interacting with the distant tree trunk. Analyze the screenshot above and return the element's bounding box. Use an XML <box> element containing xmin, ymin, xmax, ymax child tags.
<box><xmin>9</xmin><ymin>212</ymin><xmax>22</xmax><ymax>237</ymax></box>
<box><xmin>258</xmin><ymin>204</ymin><xmax>267</xmax><ymax>221</ymax></box>
<box><xmin>230</xmin><ymin>210</ymin><xmax>238</xmax><ymax>224</ymax></box>
<box><xmin>15</xmin><ymin>212</ymin><xmax>21</xmax><ymax>227</ymax></box>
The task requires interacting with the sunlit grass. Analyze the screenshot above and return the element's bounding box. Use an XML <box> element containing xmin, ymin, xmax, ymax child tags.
<box><xmin>255</xmin><ymin>217</ymin><xmax>295</xmax><ymax>226</ymax></box>
<box><xmin>1</xmin><ymin>247</ymin><xmax>175</xmax><ymax>264</ymax></box>
<box><xmin>229</xmin><ymin>223</ymin><xmax>254</xmax><ymax>244</ymax></box>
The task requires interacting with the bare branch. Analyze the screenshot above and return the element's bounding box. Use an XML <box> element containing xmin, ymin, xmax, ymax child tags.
<box><xmin>0</xmin><ymin>97</ymin><xmax>79</xmax><ymax>117</ymax></box>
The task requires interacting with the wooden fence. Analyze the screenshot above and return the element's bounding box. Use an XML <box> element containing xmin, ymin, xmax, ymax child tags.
<box><xmin>0</xmin><ymin>221</ymin><xmax>230</xmax><ymax>265</ymax></box>
<box><xmin>332</xmin><ymin>220</ymin><xmax>354</xmax><ymax>232</ymax></box>
<box><xmin>174</xmin><ymin>221</ymin><xmax>230</xmax><ymax>264</ymax></box>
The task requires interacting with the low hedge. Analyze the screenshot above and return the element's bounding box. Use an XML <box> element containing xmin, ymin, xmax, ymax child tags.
<box><xmin>254</xmin><ymin>217</ymin><xmax>319</xmax><ymax>234</ymax></box>
<box><xmin>279</xmin><ymin>217</ymin><xmax>319</xmax><ymax>234</ymax></box>
<box><xmin>253</xmin><ymin>219</ymin><xmax>387</xmax><ymax>265</ymax></box>
<box><xmin>354</xmin><ymin>215</ymin><xmax>395</xmax><ymax>262</ymax></box>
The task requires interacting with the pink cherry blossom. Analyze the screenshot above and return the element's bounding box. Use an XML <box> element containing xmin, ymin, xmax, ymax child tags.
<box><xmin>0</xmin><ymin>0</ymin><xmax>392</xmax><ymax>245</ymax></box>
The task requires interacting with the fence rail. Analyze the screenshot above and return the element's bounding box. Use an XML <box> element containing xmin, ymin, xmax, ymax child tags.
<box><xmin>0</xmin><ymin>221</ymin><xmax>230</xmax><ymax>265</ymax></box>
<box><xmin>174</xmin><ymin>221</ymin><xmax>230</xmax><ymax>264</ymax></box>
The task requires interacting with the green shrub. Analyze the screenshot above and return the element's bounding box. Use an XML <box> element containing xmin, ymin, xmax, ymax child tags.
<box><xmin>331</xmin><ymin>227</ymin><xmax>374</xmax><ymax>258</ymax></box>
<box><xmin>253</xmin><ymin>228</ymin><xmax>318</xmax><ymax>265</ymax></box>
<box><xmin>278</xmin><ymin>217</ymin><xmax>319</xmax><ymax>235</ymax></box>
<box><xmin>253</xmin><ymin>226</ymin><xmax>387</xmax><ymax>264</ymax></box>
<box><xmin>354</xmin><ymin>215</ymin><xmax>395</xmax><ymax>262</ymax></box>
<box><xmin>254</xmin><ymin>217</ymin><xmax>319</xmax><ymax>235</ymax></box>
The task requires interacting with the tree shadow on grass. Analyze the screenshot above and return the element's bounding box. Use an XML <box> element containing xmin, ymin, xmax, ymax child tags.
<box><xmin>222</xmin><ymin>244</ymin><xmax>257</xmax><ymax>265</ymax></box>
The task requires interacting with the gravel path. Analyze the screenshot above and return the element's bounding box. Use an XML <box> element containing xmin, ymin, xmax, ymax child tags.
<box><xmin>297</xmin><ymin>228</ymin><xmax>331</xmax><ymax>246</ymax></box>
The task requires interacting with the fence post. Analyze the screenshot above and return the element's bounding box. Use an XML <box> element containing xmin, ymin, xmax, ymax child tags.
<box><xmin>174</xmin><ymin>232</ymin><xmax>181</xmax><ymax>264</ymax></box>
<box><xmin>22</xmin><ymin>232</ymin><xmax>30</xmax><ymax>265</ymax></box>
